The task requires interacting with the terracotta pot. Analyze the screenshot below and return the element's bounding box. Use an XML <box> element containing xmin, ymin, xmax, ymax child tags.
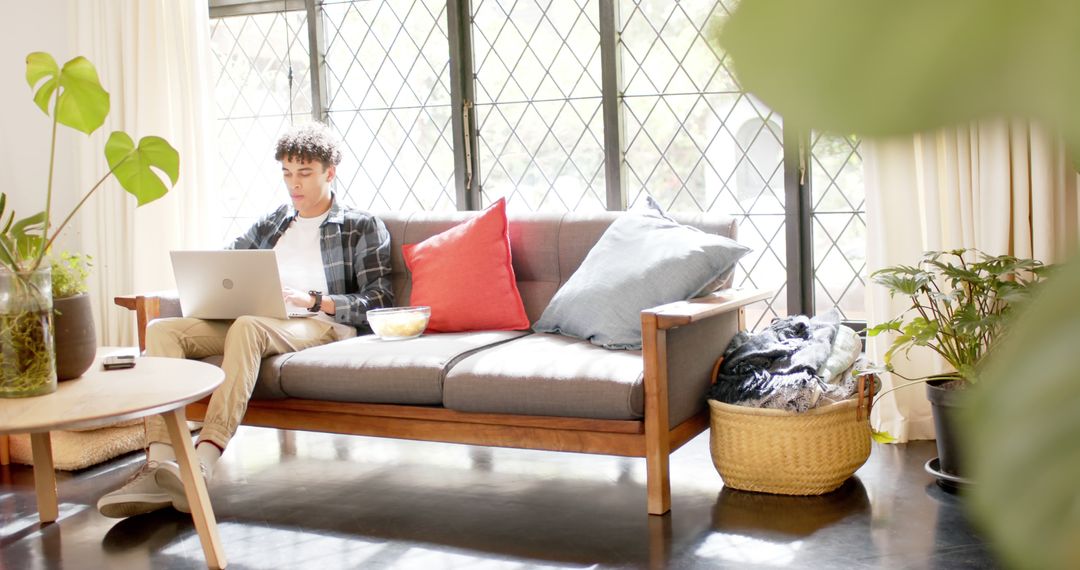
<box><xmin>54</xmin><ymin>293</ymin><xmax>96</xmax><ymax>380</ymax></box>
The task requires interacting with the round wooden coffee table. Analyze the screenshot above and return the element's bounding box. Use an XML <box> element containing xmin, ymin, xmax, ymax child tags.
<box><xmin>0</xmin><ymin>355</ymin><xmax>227</xmax><ymax>569</ymax></box>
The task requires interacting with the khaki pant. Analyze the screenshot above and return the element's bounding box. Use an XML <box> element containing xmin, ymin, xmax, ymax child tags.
<box><xmin>144</xmin><ymin>315</ymin><xmax>339</xmax><ymax>449</ymax></box>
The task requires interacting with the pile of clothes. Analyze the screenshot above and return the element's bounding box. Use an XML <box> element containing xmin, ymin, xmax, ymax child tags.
<box><xmin>707</xmin><ymin>309</ymin><xmax>873</xmax><ymax>413</ymax></box>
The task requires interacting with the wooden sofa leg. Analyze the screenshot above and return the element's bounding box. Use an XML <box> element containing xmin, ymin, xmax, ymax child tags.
<box><xmin>642</xmin><ymin>314</ymin><xmax>672</xmax><ymax>515</ymax></box>
<box><xmin>645</xmin><ymin>440</ymin><xmax>671</xmax><ymax>515</ymax></box>
<box><xmin>0</xmin><ymin>435</ymin><xmax>9</xmax><ymax>465</ymax></box>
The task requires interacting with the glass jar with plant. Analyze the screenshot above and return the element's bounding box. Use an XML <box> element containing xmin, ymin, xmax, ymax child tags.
<box><xmin>865</xmin><ymin>249</ymin><xmax>1052</xmax><ymax>478</ymax></box>
<box><xmin>0</xmin><ymin>52</ymin><xmax>179</xmax><ymax>398</ymax></box>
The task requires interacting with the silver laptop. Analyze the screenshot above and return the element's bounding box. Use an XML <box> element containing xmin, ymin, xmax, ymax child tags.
<box><xmin>170</xmin><ymin>250</ymin><xmax>314</xmax><ymax>320</ymax></box>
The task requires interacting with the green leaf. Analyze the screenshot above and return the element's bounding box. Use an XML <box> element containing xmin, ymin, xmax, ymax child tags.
<box><xmin>27</xmin><ymin>53</ymin><xmax>110</xmax><ymax>134</ymax></box>
<box><xmin>9</xmin><ymin>212</ymin><xmax>46</xmax><ymax>262</ymax></box>
<box><xmin>978</xmin><ymin>255</ymin><xmax>1040</xmax><ymax>277</ymax></box>
<box><xmin>953</xmin><ymin>303</ymin><xmax>984</xmax><ymax>336</ymax></box>
<box><xmin>105</xmin><ymin>132</ymin><xmax>180</xmax><ymax>205</ymax></box>
<box><xmin>25</xmin><ymin>52</ymin><xmax>59</xmax><ymax>115</ymax></box>
<box><xmin>883</xmin><ymin>336</ymin><xmax>913</xmax><ymax>366</ymax></box>
<box><xmin>929</xmin><ymin>290</ymin><xmax>962</xmax><ymax>306</ymax></box>
<box><xmin>10</xmin><ymin>211</ymin><xmax>45</xmax><ymax>237</ymax></box>
<box><xmin>997</xmin><ymin>289</ymin><xmax>1030</xmax><ymax>308</ymax></box>
<box><xmin>871</xmin><ymin>270</ymin><xmax>930</xmax><ymax>296</ymax></box>
<box><xmin>963</xmin><ymin>253</ymin><xmax>1080</xmax><ymax>570</ymax></box>
<box><xmin>1</xmin><ymin>210</ymin><xmax>13</xmax><ymax>235</ymax></box>
<box><xmin>866</xmin><ymin>319</ymin><xmax>902</xmax><ymax>337</ymax></box>
<box><xmin>927</xmin><ymin>262</ymin><xmax>981</xmax><ymax>285</ymax></box>
<box><xmin>901</xmin><ymin>317</ymin><xmax>938</xmax><ymax>345</ymax></box>
<box><xmin>32</xmin><ymin>78</ymin><xmax>59</xmax><ymax>117</ymax></box>
<box><xmin>716</xmin><ymin>0</ymin><xmax>1080</xmax><ymax>141</ymax></box>
<box><xmin>54</xmin><ymin>56</ymin><xmax>110</xmax><ymax>135</ymax></box>
<box><xmin>868</xmin><ymin>431</ymin><xmax>894</xmax><ymax>444</ymax></box>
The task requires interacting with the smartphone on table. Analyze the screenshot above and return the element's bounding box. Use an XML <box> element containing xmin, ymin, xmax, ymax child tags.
<box><xmin>102</xmin><ymin>354</ymin><xmax>136</xmax><ymax>370</ymax></box>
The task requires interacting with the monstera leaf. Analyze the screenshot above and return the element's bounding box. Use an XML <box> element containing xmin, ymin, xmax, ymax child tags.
<box><xmin>105</xmin><ymin>133</ymin><xmax>180</xmax><ymax>206</ymax></box>
<box><xmin>25</xmin><ymin>52</ymin><xmax>109</xmax><ymax>135</ymax></box>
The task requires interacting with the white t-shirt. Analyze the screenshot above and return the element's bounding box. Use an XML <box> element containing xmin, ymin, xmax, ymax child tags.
<box><xmin>273</xmin><ymin>211</ymin><xmax>356</xmax><ymax>340</ymax></box>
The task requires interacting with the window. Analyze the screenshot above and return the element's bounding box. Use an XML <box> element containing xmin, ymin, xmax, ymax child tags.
<box><xmin>810</xmin><ymin>133</ymin><xmax>866</xmax><ymax>323</ymax></box>
<box><xmin>208</xmin><ymin>0</ymin><xmax>867</xmax><ymax>329</ymax></box>
<box><xmin>210</xmin><ymin>7</ymin><xmax>311</xmax><ymax>241</ymax></box>
<box><xmin>618</xmin><ymin>0</ymin><xmax>787</xmax><ymax>328</ymax></box>
<box><xmin>472</xmin><ymin>0</ymin><xmax>607</xmax><ymax>211</ymax></box>
<box><xmin>322</xmin><ymin>0</ymin><xmax>457</xmax><ymax>211</ymax></box>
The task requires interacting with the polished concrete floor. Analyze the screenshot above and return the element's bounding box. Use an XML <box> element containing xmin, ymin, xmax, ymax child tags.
<box><xmin>1</xmin><ymin>427</ymin><xmax>995</xmax><ymax>569</ymax></box>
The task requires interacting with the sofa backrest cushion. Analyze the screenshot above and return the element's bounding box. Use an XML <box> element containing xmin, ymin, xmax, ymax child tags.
<box><xmin>401</xmin><ymin>199</ymin><xmax>529</xmax><ymax>332</ymax></box>
<box><xmin>533</xmin><ymin>213</ymin><xmax>751</xmax><ymax>349</ymax></box>
<box><xmin>378</xmin><ymin>210</ymin><xmax>739</xmax><ymax>323</ymax></box>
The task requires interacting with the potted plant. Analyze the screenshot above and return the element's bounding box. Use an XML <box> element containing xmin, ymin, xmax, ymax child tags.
<box><xmin>0</xmin><ymin>52</ymin><xmax>179</xmax><ymax>398</ymax></box>
<box><xmin>50</xmin><ymin>252</ymin><xmax>96</xmax><ymax>380</ymax></box>
<box><xmin>866</xmin><ymin>249</ymin><xmax>1052</xmax><ymax>481</ymax></box>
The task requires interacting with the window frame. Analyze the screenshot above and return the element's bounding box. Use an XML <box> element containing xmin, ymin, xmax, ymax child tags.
<box><xmin>208</xmin><ymin>0</ymin><xmax>853</xmax><ymax>323</ymax></box>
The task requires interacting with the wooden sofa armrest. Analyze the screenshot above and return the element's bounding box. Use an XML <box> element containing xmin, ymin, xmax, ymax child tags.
<box><xmin>114</xmin><ymin>291</ymin><xmax>176</xmax><ymax>352</ymax></box>
<box><xmin>644</xmin><ymin>287</ymin><xmax>774</xmax><ymax>330</ymax></box>
<box><xmin>638</xmin><ymin>287</ymin><xmax>773</xmax><ymax>514</ymax></box>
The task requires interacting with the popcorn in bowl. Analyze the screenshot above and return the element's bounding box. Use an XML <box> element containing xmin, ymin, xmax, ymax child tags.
<box><xmin>367</xmin><ymin>306</ymin><xmax>431</xmax><ymax>340</ymax></box>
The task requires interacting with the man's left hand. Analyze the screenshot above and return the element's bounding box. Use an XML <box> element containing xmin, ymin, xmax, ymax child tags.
<box><xmin>282</xmin><ymin>287</ymin><xmax>315</xmax><ymax>310</ymax></box>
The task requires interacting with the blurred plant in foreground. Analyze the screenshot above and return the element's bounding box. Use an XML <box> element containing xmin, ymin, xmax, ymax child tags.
<box><xmin>716</xmin><ymin>1</ymin><xmax>1080</xmax><ymax>568</ymax></box>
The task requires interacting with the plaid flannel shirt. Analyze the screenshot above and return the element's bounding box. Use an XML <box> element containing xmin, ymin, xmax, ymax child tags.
<box><xmin>228</xmin><ymin>196</ymin><xmax>393</xmax><ymax>330</ymax></box>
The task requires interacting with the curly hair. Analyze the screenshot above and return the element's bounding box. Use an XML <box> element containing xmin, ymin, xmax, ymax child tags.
<box><xmin>274</xmin><ymin>122</ymin><xmax>343</xmax><ymax>168</ymax></box>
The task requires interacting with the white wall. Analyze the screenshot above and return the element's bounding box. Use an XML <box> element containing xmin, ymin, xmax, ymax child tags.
<box><xmin>0</xmin><ymin>0</ymin><xmax>79</xmax><ymax>253</ymax></box>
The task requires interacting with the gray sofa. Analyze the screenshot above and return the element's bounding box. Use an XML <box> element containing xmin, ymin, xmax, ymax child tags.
<box><xmin>118</xmin><ymin>210</ymin><xmax>768</xmax><ymax>515</ymax></box>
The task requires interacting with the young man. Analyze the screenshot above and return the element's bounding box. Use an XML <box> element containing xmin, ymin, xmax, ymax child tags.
<box><xmin>98</xmin><ymin>122</ymin><xmax>393</xmax><ymax>518</ymax></box>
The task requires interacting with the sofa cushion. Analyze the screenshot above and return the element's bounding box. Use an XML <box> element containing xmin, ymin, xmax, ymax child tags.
<box><xmin>402</xmin><ymin>198</ymin><xmax>530</xmax><ymax>332</ymax></box>
<box><xmin>533</xmin><ymin>212</ymin><xmax>750</xmax><ymax>350</ymax></box>
<box><xmin>200</xmin><ymin>353</ymin><xmax>293</xmax><ymax>400</ymax></box>
<box><xmin>443</xmin><ymin>333</ymin><xmax>645</xmax><ymax>420</ymax></box>
<box><xmin>278</xmin><ymin>331</ymin><xmax>530</xmax><ymax>404</ymax></box>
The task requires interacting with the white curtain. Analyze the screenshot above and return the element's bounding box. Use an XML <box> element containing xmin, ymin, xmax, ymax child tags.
<box><xmin>70</xmin><ymin>0</ymin><xmax>216</xmax><ymax>346</ymax></box>
<box><xmin>864</xmin><ymin>119</ymin><xmax>1080</xmax><ymax>441</ymax></box>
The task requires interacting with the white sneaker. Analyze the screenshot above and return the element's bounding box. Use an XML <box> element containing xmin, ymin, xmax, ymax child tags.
<box><xmin>97</xmin><ymin>461</ymin><xmax>171</xmax><ymax>518</ymax></box>
<box><xmin>155</xmin><ymin>460</ymin><xmax>211</xmax><ymax>514</ymax></box>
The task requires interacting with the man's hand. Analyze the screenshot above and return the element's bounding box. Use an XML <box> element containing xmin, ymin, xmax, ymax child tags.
<box><xmin>282</xmin><ymin>287</ymin><xmax>315</xmax><ymax>310</ymax></box>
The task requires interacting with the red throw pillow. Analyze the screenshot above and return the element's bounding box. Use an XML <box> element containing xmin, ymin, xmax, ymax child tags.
<box><xmin>402</xmin><ymin>198</ymin><xmax>529</xmax><ymax>332</ymax></box>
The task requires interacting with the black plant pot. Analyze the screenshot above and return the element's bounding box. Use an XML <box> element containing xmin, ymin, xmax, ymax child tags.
<box><xmin>925</xmin><ymin>379</ymin><xmax>969</xmax><ymax>484</ymax></box>
<box><xmin>54</xmin><ymin>293</ymin><xmax>96</xmax><ymax>380</ymax></box>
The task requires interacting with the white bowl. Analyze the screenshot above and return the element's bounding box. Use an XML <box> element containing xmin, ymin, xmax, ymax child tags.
<box><xmin>367</xmin><ymin>306</ymin><xmax>431</xmax><ymax>340</ymax></box>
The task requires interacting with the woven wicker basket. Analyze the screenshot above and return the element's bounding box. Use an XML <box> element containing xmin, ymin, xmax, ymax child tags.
<box><xmin>708</xmin><ymin>358</ymin><xmax>874</xmax><ymax>495</ymax></box>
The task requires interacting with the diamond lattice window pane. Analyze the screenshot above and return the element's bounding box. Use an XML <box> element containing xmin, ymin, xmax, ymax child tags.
<box><xmin>215</xmin><ymin>115</ymin><xmax>299</xmax><ymax>243</ymax></box>
<box><xmin>211</xmin><ymin>11</ymin><xmax>311</xmax><ymax>243</ymax></box>
<box><xmin>620</xmin><ymin>0</ymin><xmax>782</xmax><ymax>328</ymax></box>
<box><xmin>322</xmin><ymin>1</ymin><xmax>455</xmax><ymax>212</ymax></box>
<box><xmin>810</xmin><ymin>133</ymin><xmax>866</xmax><ymax>321</ymax></box>
<box><xmin>472</xmin><ymin>0</ymin><xmax>606</xmax><ymax>212</ymax></box>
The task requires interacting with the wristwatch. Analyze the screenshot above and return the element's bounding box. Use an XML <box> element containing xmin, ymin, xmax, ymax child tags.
<box><xmin>307</xmin><ymin>290</ymin><xmax>323</xmax><ymax>313</ymax></box>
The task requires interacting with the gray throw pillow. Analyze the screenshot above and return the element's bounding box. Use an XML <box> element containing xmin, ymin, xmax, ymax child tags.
<box><xmin>533</xmin><ymin>213</ymin><xmax>751</xmax><ymax>350</ymax></box>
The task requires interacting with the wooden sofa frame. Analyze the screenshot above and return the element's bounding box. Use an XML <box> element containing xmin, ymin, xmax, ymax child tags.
<box><xmin>113</xmin><ymin>288</ymin><xmax>770</xmax><ymax>515</ymax></box>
